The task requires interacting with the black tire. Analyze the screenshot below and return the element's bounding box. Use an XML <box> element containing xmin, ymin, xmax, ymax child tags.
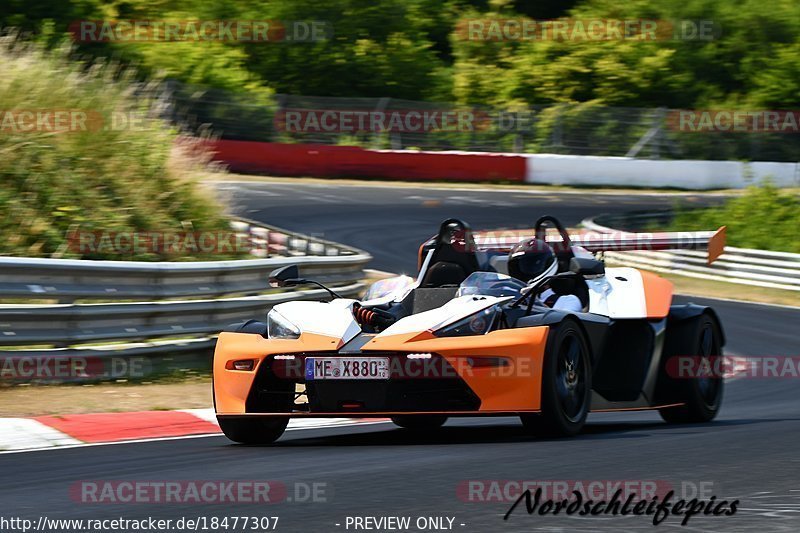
<box><xmin>218</xmin><ymin>417</ymin><xmax>289</xmax><ymax>444</ymax></box>
<box><xmin>521</xmin><ymin>318</ymin><xmax>592</xmax><ymax>437</ymax></box>
<box><xmin>391</xmin><ymin>415</ymin><xmax>448</xmax><ymax>431</ymax></box>
<box><xmin>657</xmin><ymin>313</ymin><xmax>724</xmax><ymax>424</ymax></box>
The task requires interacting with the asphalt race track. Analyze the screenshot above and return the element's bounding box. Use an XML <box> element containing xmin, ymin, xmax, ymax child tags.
<box><xmin>220</xmin><ymin>180</ymin><xmax>723</xmax><ymax>274</ymax></box>
<box><xmin>1</xmin><ymin>180</ymin><xmax>798</xmax><ymax>532</ymax></box>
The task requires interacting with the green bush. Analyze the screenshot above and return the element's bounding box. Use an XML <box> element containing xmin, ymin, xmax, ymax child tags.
<box><xmin>0</xmin><ymin>37</ymin><xmax>240</xmax><ymax>261</ymax></box>
<box><xmin>670</xmin><ymin>183</ymin><xmax>800</xmax><ymax>253</ymax></box>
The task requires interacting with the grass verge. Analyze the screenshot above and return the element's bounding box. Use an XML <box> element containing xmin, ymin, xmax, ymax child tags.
<box><xmin>669</xmin><ymin>183</ymin><xmax>800</xmax><ymax>253</ymax></box>
<box><xmin>0</xmin><ymin>36</ymin><xmax>240</xmax><ymax>261</ymax></box>
<box><xmin>657</xmin><ymin>271</ymin><xmax>799</xmax><ymax>307</ymax></box>
<box><xmin>0</xmin><ymin>377</ymin><xmax>212</xmax><ymax>417</ymax></box>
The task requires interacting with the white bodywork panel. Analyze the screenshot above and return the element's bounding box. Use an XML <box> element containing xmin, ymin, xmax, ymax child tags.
<box><xmin>378</xmin><ymin>295</ymin><xmax>508</xmax><ymax>336</ymax></box>
<box><xmin>274</xmin><ymin>299</ymin><xmax>362</xmax><ymax>344</ymax></box>
<box><xmin>273</xmin><ymin>294</ymin><xmax>507</xmax><ymax>341</ymax></box>
<box><xmin>586</xmin><ymin>267</ymin><xmax>649</xmax><ymax>319</ymax></box>
<box><xmin>274</xmin><ymin>262</ymin><xmax>654</xmax><ymax>343</ymax></box>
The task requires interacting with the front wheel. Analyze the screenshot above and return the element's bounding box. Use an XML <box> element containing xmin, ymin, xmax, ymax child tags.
<box><xmin>521</xmin><ymin>318</ymin><xmax>592</xmax><ymax>437</ymax></box>
<box><xmin>218</xmin><ymin>417</ymin><xmax>289</xmax><ymax>444</ymax></box>
<box><xmin>391</xmin><ymin>415</ymin><xmax>448</xmax><ymax>431</ymax></box>
<box><xmin>657</xmin><ymin>313</ymin><xmax>724</xmax><ymax>423</ymax></box>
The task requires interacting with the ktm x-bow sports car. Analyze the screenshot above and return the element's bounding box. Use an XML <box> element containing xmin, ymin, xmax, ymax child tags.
<box><xmin>213</xmin><ymin>216</ymin><xmax>727</xmax><ymax>444</ymax></box>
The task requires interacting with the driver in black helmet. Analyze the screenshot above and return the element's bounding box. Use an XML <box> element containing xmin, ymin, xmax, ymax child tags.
<box><xmin>507</xmin><ymin>238</ymin><xmax>582</xmax><ymax>312</ymax></box>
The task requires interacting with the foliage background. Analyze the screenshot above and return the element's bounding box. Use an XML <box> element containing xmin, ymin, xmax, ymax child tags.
<box><xmin>0</xmin><ymin>38</ymin><xmax>238</xmax><ymax>260</ymax></box>
<box><xmin>1</xmin><ymin>1</ymin><xmax>798</xmax><ymax>256</ymax></box>
<box><xmin>3</xmin><ymin>0</ymin><xmax>800</xmax><ymax>110</ymax></box>
<box><xmin>671</xmin><ymin>184</ymin><xmax>800</xmax><ymax>253</ymax></box>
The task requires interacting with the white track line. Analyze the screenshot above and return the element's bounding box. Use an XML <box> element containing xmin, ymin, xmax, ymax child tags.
<box><xmin>0</xmin><ymin>418</ymin><xmax>392</xmax><ymax>455</ymax></box>
<box><xmin>215</xmin><ymin>179</ymin><xmax>728</xmax><ymax>197</ymax></box>
<box><xmin>675</xmin><ymin>293</ymin><xmax>800</xmax><ymax>311</ymax></box>
<box><xmin>0</xmin><ymin>418</ymin><xmax>81</xmax><ymax>451</ymax></box>
<box><xmin>181</xmin><ymin>408</ymin><xmax>385</xmax><ymax>431</ymax></box>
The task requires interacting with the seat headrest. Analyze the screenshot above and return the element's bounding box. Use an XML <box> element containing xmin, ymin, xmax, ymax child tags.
<box><xmin>422</xmin><ymin>262</ymin><xmax>467</xmax><ymax>288</ymax></box>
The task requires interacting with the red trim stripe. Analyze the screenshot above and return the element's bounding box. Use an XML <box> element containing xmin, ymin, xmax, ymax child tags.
<box><xmin>208</xmin><ymin>140</ymin><xmax>526</xmax><ymax>182</ymax></box>
<box><xmin>35</xmin><ymin>411</ymin><xmax>219</xmax><ymax>443</ymax></box>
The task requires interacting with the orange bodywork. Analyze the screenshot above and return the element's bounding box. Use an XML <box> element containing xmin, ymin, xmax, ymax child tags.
<box><xmin>639</xmin><ymin>270</ymin><xmax>674</xmax><ymax>319</ymax></box>
<box><xmin>214</xmin><ymin>331</ymin><xmax>342</xmax><ymax>415</ymax></box>
<box><xmin>214</xmin><ymin>326</ymin><xmax>550</xmax><ymax>415</ymax></box>
<box><xmin>417</xmin><ymin>242</ymin><xmax>427</xmax><ymax>271</ymax></box>
<box><xmin>708</xmin><ymin>226</ymin><xmax>727</xmax><ymax>264</ymax></box>
<box><xmin>363</xmin><ymin>326</ymin><xmax>549</xmax><ymax>411</ymax></box>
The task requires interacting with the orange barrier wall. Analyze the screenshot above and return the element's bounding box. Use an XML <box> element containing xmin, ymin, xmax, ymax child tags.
<box><xmin>209</xmin><ymin>140</ymin><xmax>526</xmax><ymax>182</ymax></box>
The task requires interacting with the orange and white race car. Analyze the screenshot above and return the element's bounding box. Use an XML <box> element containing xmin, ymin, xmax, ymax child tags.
<box><xmin>213</xmin><ymin>216</ymin><xmax>727</xmax><ymax>444</ymax></box>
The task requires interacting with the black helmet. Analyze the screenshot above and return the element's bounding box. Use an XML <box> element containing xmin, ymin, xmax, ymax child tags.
<box><xmin>508</xmin><ymin>238</ymin><xmax>557</xmax><ymax>283</ymax></box>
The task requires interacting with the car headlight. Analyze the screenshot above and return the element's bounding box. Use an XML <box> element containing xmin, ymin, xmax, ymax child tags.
<box><xmin>433</xmin><ymin>306</ymin><xmax>496</xmax><ymax>337</ymax></box>
<box><xmin>267</xmin><ymin>309</ymin><xmax>301</xmax><ymax>339</ymax></box>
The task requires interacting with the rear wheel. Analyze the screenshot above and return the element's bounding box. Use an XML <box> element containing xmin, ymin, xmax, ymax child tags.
<box><xmin>657</xmin><ymin>313</ymin><xmax>724</xmax><ymax>423</ymax></box>
<box><xmin>391</xmin><ymin>415</ymin><xmax>448</xmax><ymax>431</ymax></box>
<box><xmin>218</xmin><ymin>417</ymin><xmax>289</xmax><ymax>444</ymax></box>
<box><xmin>521</xmin><ymin>318</ymin><xmax>592</xmax><ymax>437</ymax></box>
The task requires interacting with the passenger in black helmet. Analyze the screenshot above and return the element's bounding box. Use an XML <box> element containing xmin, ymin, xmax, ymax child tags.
<box><xmin>508</xmin><ymin>238</ymin><xmax>582</xmax><ymax>312</ymax></box>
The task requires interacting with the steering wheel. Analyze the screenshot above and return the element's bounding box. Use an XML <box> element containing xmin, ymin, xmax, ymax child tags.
<box><xmin>487</xmin><ymin>280</ymin><xmax>526</xmax><ymax>296</ymax></box>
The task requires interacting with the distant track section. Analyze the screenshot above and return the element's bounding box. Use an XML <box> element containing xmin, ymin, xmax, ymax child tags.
<box><xmin>209</xmin><ymin>140</ymin><xmax>800</xmax><ymax>189</ymax></box>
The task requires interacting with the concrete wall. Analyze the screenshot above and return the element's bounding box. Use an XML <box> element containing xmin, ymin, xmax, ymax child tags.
<box><xmin>210</xmin><ymin>140</ymin><xmax>527</xmax><ymax>182</ymax></box>
<box><xmin>209</xmin><ymin>140</ymin><xmax>799</xmax><ymax>189</ymax></box>
<box><xmin>525</xmin><ymin>154</ymin><xmax>799</xmax><ymax>189</ymax></box>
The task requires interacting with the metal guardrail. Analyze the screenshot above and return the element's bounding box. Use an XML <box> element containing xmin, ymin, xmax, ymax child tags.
<box><xmin>0</xmin><ymin>283</ymin><xmax>364</xmax><ymax>347</ymax></box>
<box><xmin>0</xmin><ymin>254</ymin><xmax>367</xmax><ymax>302</ymax></box>
<box><xmin>0</xmin><ymin>218</ymin><xmax>364</xmax><ymax>303</ymax></box>
<box><xmin>582</xmin><ymin>213</ymin><xmax>800</xmax><ymax>292</ymax></box>
<box><xmin>0</xmin><ymin>221</ymin><xmax>372</xmax><ymax>358</ymax></box>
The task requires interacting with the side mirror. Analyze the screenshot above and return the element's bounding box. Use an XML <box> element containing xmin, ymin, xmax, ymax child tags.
<box><xmin>269</xmin><ymin>265</ymin><xmax>301</xmax><ymax>288</ymax></box>
<box><xmin>569</xmin><ymin>257</ymin><xmax>605</xmax><ymax>277</ymax></box>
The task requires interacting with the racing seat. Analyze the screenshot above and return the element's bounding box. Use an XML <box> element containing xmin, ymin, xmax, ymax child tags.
<box><xmin>543</xmin><ymin>272</ymin><xmax>590</xmax><ymax>313</ymax></box>
<box><xmin>420</xmin><ymin>219</ymin><xmax>480</xmax><ymax>288</ymax></box>
<box><xmin>399</xmin><ymin>287</ymin><xmax>460</xmax><ymax>314</ymax></box>
<box><xmin>537</xmin><ymin>257</ymin><xmax>604</xmax><ymax>313</ymax></box>
<box><xmin>423</xmin><ymin>262</ymin><xmax>468</xmax><ymax>287</ymax></box>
